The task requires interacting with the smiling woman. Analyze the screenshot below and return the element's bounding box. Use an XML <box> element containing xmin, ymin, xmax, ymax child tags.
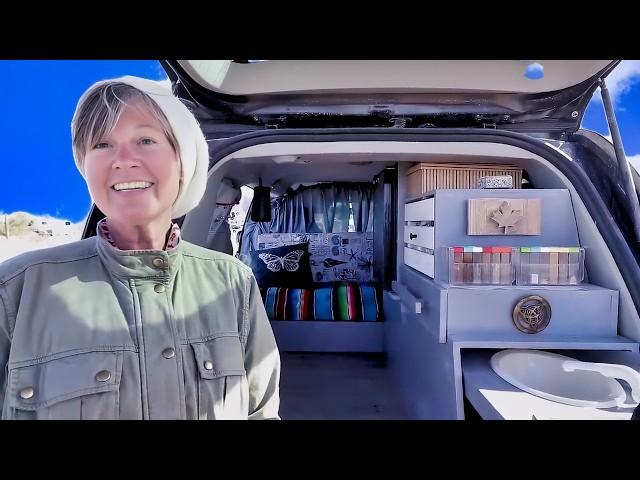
<box><xmin>72</xmin><ymin>79</ymin><xmax>188</xmax><ymax>250</ymax></box>
<box><xmin>0</xmin><ymin>76</ymin><xmax>281</xmax><ymax>420</ymax></box>
<box><xmin>76</xmin><ymin>91</ymin><xmax>182</xmax><ymax>250</ymax></box>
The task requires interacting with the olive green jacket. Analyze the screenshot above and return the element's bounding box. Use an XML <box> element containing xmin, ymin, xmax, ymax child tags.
<box><xmin>0</xmin><ymin>234</ymin><xmax>280</xmax><ymax>420</ymax></box>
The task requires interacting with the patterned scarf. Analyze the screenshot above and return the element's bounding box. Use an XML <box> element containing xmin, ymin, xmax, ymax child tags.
<box><xmin>97</xmin><ymin>218</ymin><xmax>181</xmax><ymax>251</ymax></box>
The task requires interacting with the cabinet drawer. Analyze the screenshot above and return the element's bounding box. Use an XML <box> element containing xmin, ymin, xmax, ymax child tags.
<box><xmin>404</xmin><ymin>247</ymin><xmax>434</xmax><ymax>277</ymax></box>
<box><xmin>405</xmin><ymin>197</ymin><xmax>434</xmax><ymax>222</ymax></box>
<box><xmin>404</xmin><ymin>226</ymin><xmax>435</xmax><ymax>250</ymax></box>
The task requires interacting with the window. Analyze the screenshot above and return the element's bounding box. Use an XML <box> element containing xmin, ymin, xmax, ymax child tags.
<box><xmin>230</xmin><ymin>186</ymin><xmax>254</xmax><ymax>256</ymax></box>
<box><xmin>581</xmin><ymin>61</ymin><xmax>640</xmax><ymax>174</ymax></box>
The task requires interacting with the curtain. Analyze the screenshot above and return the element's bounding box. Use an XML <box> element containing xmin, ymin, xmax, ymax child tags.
<box><xmin>239</xmin><ymin>182</ymin><xmax>374</xmax><ymax>262</ymax></box>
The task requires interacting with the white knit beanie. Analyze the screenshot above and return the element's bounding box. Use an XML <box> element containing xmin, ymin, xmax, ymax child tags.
<box><xmin>72</xmin><ymin>75</ymin><xmax>210</xmax><ymax>219</ymax></box>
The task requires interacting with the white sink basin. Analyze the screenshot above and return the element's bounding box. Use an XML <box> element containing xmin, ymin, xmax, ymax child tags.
<box><xmin>490</xmin><ymin>349</ymin><xmax>640</xmax><ymax>408</ymax></box>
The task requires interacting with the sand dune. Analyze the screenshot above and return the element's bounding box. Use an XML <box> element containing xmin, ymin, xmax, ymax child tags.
<box><xmin>0</xmin><ymin>212</ymin><xmax>84</xmax><ymax>263</ymax></box>
<box><xmin>0</xmin><ymin>195</ymin><xmax>250</xmax><ymax>263</ymax></box>
<box><xmin>0</xmin><ymin>234</ymin><xmax>81</xmax><ymax>262</ymax></box>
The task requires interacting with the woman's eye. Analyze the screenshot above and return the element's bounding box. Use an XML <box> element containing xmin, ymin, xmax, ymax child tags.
<box><xmin>140</xmin><ymin>138</ymin><xmax>156</xmax><ymax>145</ymax></box>
<box><xmin>93</xmin><ymin>142</ymin><xmax>110</xmax><ymax>149</ymax></box>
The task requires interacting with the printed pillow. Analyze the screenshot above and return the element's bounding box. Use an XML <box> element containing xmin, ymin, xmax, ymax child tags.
<box><xmin>250</xmin><ymin>242</ymin><xmax>314</xmax><ymax>288</ymax></box>
<box><xmin>313</xmin><ymin>282</ymin><xmax>383</xmax><ymax>321</ymax></box>
<box><xmin>262</xmin><ymin>287</ymin><xmax>313</xmax><ymax>320</ymax></box>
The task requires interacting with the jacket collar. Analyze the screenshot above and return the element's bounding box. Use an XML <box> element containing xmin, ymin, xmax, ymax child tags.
<box><xmin>95</xmin><ymin>218</ymin><xmax>184</xmax><ymax>282</ymax></box>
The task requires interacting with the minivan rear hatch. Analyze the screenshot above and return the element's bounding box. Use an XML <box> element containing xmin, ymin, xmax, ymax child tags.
<box><xmin>161</xmin><ymin>60</ymin><xmax>618</xmax><ymax>135</ymax></box>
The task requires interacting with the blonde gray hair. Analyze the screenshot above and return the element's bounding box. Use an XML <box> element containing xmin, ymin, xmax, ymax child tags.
<box><xmin>71</xmin><ymin>82</ymin><xmax>179</xmax><ymax>170</ymax></box>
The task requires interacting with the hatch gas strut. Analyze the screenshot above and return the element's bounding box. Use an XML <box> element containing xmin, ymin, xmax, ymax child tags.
<box><xmin>600</xmin><ymin>77</ymin><xmax>640</xmax><ymax>242</ymax></box>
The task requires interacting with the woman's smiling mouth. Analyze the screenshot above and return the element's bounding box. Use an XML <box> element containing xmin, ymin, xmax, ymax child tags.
<box><xmin>111</xmin><ymin>181</ymin><xmax>155</xmax><ymax>191</ymax></box>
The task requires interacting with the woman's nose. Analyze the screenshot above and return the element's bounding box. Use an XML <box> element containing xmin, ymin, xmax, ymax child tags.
<box><xmin>112</xmin><ymin>145</ymin><xmax>141</xmax><ymax>168</ymax></box>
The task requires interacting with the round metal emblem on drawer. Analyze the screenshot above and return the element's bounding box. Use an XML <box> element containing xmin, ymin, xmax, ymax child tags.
<box><xmin>513</xmin><ymin>295</ymin><xmax>551</xmax><ymax>334</ymax></box>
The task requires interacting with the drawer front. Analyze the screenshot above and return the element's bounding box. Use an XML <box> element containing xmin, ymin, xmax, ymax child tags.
<box><xmin>404</xmin><ymin>247</ymin><xmax>434</xmax><ymax>278</ymax></box>
<box><xmin>405</xmin><ymin>197</ymin><xmax>434</xmax><ymax>222</ymax></box>
<box><xmin>404</xmin><ymin>226</ymin><xmax>435</xmax><ymax>250</ymax></box>
<box><xmin>446</xmin><ymin>287</ymin><xmax>618</xmax><ymax>338</ymax></box>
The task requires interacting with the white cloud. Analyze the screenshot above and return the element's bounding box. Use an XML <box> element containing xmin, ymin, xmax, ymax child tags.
<box><xmin>627</xmin><ymin>154</ymin><xmax>640</xmax><ymax>172</ymax></box>
<box><xmin>155</xmin><ymin>78</ymin><xmax>173</xmax><ymax>91</ymax></box>
<box><xmin>590</xmin><ymin>60</ymin><xmax>640</xmax><ymax>106</ymax></box>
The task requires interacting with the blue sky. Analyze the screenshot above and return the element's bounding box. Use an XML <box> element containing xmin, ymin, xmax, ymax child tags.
<box><xmin>1</xmin><ymin>60</ymin><xmax>640</xmax><ymax>223</ymax></box>
<box><xmin>582</xmin><ymin>60</ymin><xmax>640</xmax><ymax>170</ymax></box>
<box><xmin>0</xmin><ymin>60</ymin><xmax>168</xmax><ymax>222</ymax></box>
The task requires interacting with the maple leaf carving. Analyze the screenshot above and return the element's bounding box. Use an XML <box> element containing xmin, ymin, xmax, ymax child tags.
<box><xmin>490</xmin><ymin>201</ymin><xmax>524</xmax><ymax>233</ymax></box>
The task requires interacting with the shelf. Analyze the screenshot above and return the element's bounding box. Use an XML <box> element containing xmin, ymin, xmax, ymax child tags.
<box><xmin>449</xmin><ymin>334</ymin><xmax>639</xmax><ymax>351</ymax></box>
<box><xmin>446</xmin><ymin>283</ymin><xmax>609</xmax><ymax>292</ymax></box>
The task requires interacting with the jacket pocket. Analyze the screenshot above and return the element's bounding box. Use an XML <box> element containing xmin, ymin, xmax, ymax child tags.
<box><xmin>6</xmin><ymin>350</ymin><xmax>123</xmax><ymax>420</ymax></box>
<box><xmin>190</xmin><ymin>335</ymin><xmax>248</xmax><ymax>420</ymax></box>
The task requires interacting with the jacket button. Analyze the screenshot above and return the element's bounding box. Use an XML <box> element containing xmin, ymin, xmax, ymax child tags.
<box><xmin>95</xmin><ymin>370</ymin><xmax>112</xmax><ymax>382</ymax></box>
<box><xmin>152</xmin><ymin>257</ymin><xmax>165</xmax><ymax>268</ymax></box>
<box><xmin>204</xmin><ymin>360</ymin><xmax>214</xmax><ymax>371</ymax></box>
<box><xmin>162</xmin><ymin>347</ymin><xmax>176</xmax><ymax>359</ymax></box>
<box><xmin>19</xmin><ymin>387</ymin><xmax>34</xmax><ymax>399</ymax></box>
<box><xmin>154</xmin><ymin>284</ymin><xmax>166</xmax><ymax>293</ymax></box>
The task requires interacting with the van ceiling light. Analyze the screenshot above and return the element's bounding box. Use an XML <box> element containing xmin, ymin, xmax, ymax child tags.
<box><xmin>273</xmin><ymin>155</ymin><xmax>299</xmax><ymax>163</ymax></box>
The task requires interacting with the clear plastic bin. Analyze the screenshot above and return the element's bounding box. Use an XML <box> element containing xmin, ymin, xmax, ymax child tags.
<box><xmin>448</xmin><ymin>246</ymin><xmax>514</xmax><ymax>285</ymax></box>
<box><xmin>514</xmin><ymin>247</ymin><xmax>585</xmax><ymax>285</ymax></box>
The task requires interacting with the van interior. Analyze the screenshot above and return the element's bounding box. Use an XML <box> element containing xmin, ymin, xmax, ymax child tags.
<box><xmin>176</xmin><ymin>140</ymin><xmax>640</xmax><ymax>420</ymax></box>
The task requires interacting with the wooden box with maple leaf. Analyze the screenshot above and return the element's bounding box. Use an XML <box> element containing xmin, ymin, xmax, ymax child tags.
<box><xmin>468</xmin><ymin>198</ymin><xmax>541</xmax><ymax>235</ymax></box>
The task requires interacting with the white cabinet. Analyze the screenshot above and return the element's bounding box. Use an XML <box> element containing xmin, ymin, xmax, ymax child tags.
<box><xmin>404</xmin><ymin>196</ymin><xmax>435</xmax><ymax>277</ymax></box>
<box><xmin>403</xmin><ymin>189</ymin><xmax>580</xmax><ymax>282</ymax></box>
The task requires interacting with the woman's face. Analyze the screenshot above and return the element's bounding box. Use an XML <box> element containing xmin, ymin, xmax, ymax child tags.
<box><xmin>83</xmin><ymin>102</ymin><xmax>181</xmax><ymax>226</ymax></box>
